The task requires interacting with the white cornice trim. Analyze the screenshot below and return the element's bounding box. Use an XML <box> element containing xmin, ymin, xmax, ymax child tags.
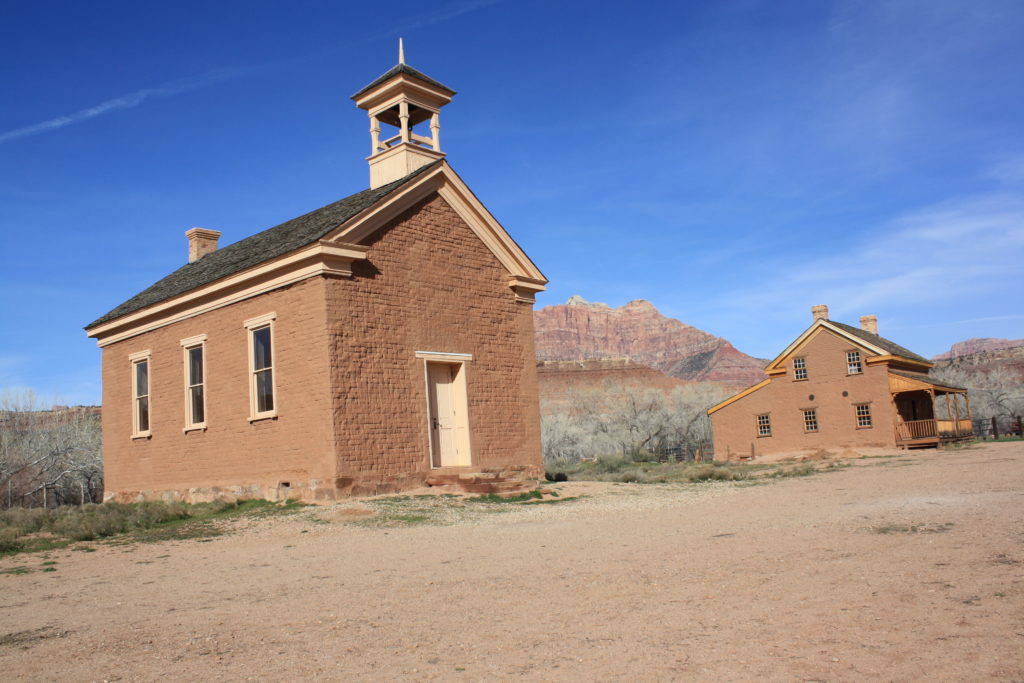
<box><xmin>87</xmin><ymin>242</ymin><xmax>368</xmax><ymax>347</ymax></box>
<box><xmin>765</xmin><ymin>320</ymin><xmax>888</xmax><ymax>371</ymax></box>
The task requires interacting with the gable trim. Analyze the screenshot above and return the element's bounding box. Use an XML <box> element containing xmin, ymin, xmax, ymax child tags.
<box><xmin>324</xmin><ymin>162</ymin><xmax>547</xmax><ymax>283</ymax></box>
<box><xmin>86</xmin><ymin>242</ymin><xmax>368</xmax><ymax>346</ymax></box>
<box><xmin>765</xmin><ymin>321</ymin><xmax>887</xmax><ymax>372</ymax></box>
<box><xmin>707</xmin><ymin>378</ymin><xmax>771</xmax><ymax>416</ymax></box>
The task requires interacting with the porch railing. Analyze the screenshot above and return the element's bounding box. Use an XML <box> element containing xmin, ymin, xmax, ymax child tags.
<box><xmin>896</xmin><ymin>418</ymin><xmax>973</xmax><ymax>441</ymax></box>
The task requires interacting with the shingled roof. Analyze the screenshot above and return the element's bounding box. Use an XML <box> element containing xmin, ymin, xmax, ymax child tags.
<box><xmin>829</xmin><ymin>320</ymin><xmax>930</xmax><ymax>364</ymax></box>
<box><xmin>351</xmin><ymin>63</ymin><xmax>456</xmax><ymax>100</ymax></box>
<box><xmin>86</xmin><ymin>161</ymin><xmax>441</xmax><ymax>330</ymax></box>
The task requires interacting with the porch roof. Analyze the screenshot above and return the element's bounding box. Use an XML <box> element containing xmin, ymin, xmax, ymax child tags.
<box><xmin>888</xmin><ymin>369</ymin><xmax>966</xmax><ymax>394</ymax></box>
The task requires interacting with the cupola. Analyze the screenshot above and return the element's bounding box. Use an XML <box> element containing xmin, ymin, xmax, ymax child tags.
<box><xmin>351</xmin><ymin>40</ymin><xmax>456</xmax><ymax>188</ymax></box>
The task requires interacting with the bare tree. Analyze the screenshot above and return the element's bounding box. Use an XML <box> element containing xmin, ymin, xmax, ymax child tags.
<box><xmin>540</xmin><ymin>381</ymin><xmax>730</xmax><ymax>468</ymax></box>
<box><xmin>0</xmin><ymin>390</ymin><xmax>102</xmax><ymax>508</ymax></box>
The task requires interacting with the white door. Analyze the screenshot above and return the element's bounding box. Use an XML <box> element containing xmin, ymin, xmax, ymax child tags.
<box><xmin>427</xmin><ymin>362</ymin><xmax>459</xmax><ymax>466</ymax></box>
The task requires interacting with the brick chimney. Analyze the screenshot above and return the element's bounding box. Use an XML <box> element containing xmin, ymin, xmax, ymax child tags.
<box><xmin>859</xmin><ymin>315</ymin><xmax>878</xmax><ymax>335</ymax></box>
<box><xmin>811</xmin><ymin>304</ymin><xmax>829</xmax><ymax>321</ymax></box>
<box><xmin>186</xmin><ymin>228</ymin><xmax>221</xmax><ymax>263</ymax></box>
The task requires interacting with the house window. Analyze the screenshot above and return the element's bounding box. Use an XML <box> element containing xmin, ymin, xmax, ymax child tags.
<box><xmin>855</xmin><ymin>403</ymin><xmax>872</xmax><ymax>428</ymax></box>
<box><xmin>129</xmin><ymin>350</ymin><xmax>151</xmax><ymax>437</ymax></box>
<box><xmin>244</xmin><ymin>313</ymin><xmax>277</xmax><ymax>420</ymax></box>
<box><xmin>756</xmin><ymin>413</ymin><xmax>772</xmax><ymax>437</ymax></box>
<box><xmin>803</xmin><ymin>409</ymin><xmax>819</xmax><ymax>433</ymax></box>
<box><xmin>793</xmin><ymin>357</ymin><xmax>807</xmax><ymax>380</ymax></box>
<box><xmin>180</xmin><ymin>334</ymin><xmax>207</xmax><ymax>430</ymax></box>
<box><xmin>847</xmin><ymin>351</ymin><xmax>863</xmax><ymax>374</ymax></box>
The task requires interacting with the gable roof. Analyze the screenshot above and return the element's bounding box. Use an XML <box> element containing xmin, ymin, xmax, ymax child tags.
<box><xmin>827</xmin><ymin>321</ymin><xmax>930</xmax><ymax>363</ymax></box>
<box><xmin>86</xmin><ymin>162</ymin><xmax>440</xmax><ymax>329</ymax></box>
<box><xmin>766</xmin><ymin>318</ymin><xmax>932</xmax><ymax>371</ymax></box>
<box><xmin>351</xmin><ymin>63</ymin><xmax>456</xmax><ymax>100</ymax></box>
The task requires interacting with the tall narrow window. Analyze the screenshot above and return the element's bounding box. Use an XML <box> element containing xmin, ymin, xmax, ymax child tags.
<box><xmin>245</xmin><ymin>313</ymin><xmax>276</xmax><ymax>420</ymax></box>
<box><xmin>129</xmin><ymin>350</ymin><xmax>151</xmax><ymax>437</ymax></box>
<box><xmin>793</xmin><ymin>357</ymin><xmax>807</xmax><ymax>380</ymax></box>
<box><xmin>803</xmin><ymin>409</ymin><xmax>819</xmax><ymax>433</ymax></box>
<box><xmin>181</xmin><ymin>334</ymin><xmax>207</xmax><ymax>430</ymax></box>
<box><xmin>855</xmin><ymin>403</ymin><xmax>872</xmax><ymax>428</ymax></box>
<box><xmin>756</xmin><ymin>413</ymin><xmax>772</xmax><ymax>437</ymax></box>
<box><xmin>847</xmin><ymin>350</ymin><xmax>863</xmax><ymax>374</ymax></box>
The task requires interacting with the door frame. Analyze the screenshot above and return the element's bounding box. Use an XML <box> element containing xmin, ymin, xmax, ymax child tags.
<box><xmin>417</xmin><ymin>351</ymin><xmax>473</xmax><ymax>468</ymax></box>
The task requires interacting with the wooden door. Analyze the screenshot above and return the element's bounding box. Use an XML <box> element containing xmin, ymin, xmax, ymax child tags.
<box><xmin>427</xmin><ymin>362</ymin><xmax>459</xmax><ymax>467</ymax></box>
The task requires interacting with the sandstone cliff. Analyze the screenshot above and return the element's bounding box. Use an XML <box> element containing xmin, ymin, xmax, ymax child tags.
<box><xmin>534</xmin><ymin>296</ymin><xmax>766</xmax><ymax>386</ymax></box>
<box><xmin>933</xmin><ymin>337</ymin><xmax>1024</xmax><ymax>360</ymax></box>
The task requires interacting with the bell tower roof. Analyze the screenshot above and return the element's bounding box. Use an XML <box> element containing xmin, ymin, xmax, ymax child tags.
<box><xmin>352</xmin><ymin>41</ymin><xmax>456</xmax><ymax>189</ymax></box>
<box><xmin>351</xmin><ymin>62</ymin><xmax>456</xmax><ymax>101</ymax></box>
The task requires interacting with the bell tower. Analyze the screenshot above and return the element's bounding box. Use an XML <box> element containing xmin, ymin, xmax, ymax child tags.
<box><xmin>352</xmin><ymin>40</ymin><xmax>456</xmax><ymax>188</ymax></box>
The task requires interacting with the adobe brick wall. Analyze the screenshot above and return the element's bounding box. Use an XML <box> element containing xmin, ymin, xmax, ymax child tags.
<box><xmin>101</xmin><ymin>276</ymin><xmax>336</xmax><ymax>502</ymax></box>
<box><xmin>324</xmin><ymin>194</ymin><xmax>543</xmax><ymax>495</ymax></box>
<box><xmin>711</xmin><ymin>328</ymin><xmax>897</xmax><ymax>460</ymax></box>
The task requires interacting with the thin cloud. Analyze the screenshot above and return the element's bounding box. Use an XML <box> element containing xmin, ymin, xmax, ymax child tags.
<box><xmin>0</xmin><ymin>67</ymin><xmax>247</xmax><ymax>145</ymax></box>
<box><xmin>0</xmin><ymin>0</ymin><xmax>501</xmax><ymax>146</ymax></box>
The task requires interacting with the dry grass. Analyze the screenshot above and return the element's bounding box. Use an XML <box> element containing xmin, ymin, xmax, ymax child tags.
<box><xmin>547</xmin><ymin>457</ymin><xmax>828</xmax><ymax>484</ymax></box>
<box><xmin>0</xmin><ymin>499</ymin><xmax>305</xmax><ymax>555</ymax></box>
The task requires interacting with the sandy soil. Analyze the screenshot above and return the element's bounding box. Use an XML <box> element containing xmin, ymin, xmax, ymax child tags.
<box><xmin>2</xmin><ymin>441</ymin><xmax>1023</xmax><ymax>681</ymax></box>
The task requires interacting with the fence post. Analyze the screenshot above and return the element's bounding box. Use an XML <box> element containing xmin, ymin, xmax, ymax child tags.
<box><xmin>992</xmin><ymin>416</ymin><xmax>999</xmax><ymax>440</ymax></box>
<box><xmin>1017</xmin><ymin>416</ymin><xmax>1023</xmax><ymax>437</ymax></box>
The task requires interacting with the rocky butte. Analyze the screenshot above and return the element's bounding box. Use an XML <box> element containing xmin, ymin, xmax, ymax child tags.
<box><xmin>533</xmin><ymin>296</ymin><xmax>766</xmax><ymax>386</ymax></box>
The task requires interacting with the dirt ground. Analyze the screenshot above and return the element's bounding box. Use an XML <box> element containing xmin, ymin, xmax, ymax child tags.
<box><xmin>3</xmin><ymin>441</ymin><xmax>1023</xmax><ymax>681</ymax></box>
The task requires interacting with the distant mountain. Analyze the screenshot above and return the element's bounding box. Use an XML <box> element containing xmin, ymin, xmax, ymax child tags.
<box><xmin>932</xmin><ymin>345</ymin><xmax>1024</xmax><ymax>378</ymax></box>
<box><xmin>933</xmin><ymin>338</ymin><xmax>1024</xmax><ymax>360</ymax></box>
<box><xmin>537</xmin><ymin>358</ymin><xmax>694</xmax><ymax>414</ymax></box>
<box><xmin>533</xmin><ymin>296</ymin><xmax>766</xmax><ymax>386</ymax></box>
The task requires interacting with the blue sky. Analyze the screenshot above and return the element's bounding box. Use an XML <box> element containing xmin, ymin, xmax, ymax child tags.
<box><xmin>2</xmin><ymin>0</ymin><xmax>1023</xmax><ymax>405</ymax></box>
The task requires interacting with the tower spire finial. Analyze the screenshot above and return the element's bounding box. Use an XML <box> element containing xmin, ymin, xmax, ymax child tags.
<box><xmin>398</xmin><ymin>38</ymin><xmax>405</xmax><ymax>65</ymax></box>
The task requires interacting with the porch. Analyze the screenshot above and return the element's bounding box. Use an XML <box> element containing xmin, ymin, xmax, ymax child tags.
<box><xmin>890</xmin><ymin>371</ymin><xmax>973</xmax><ymax>449</ymax></box>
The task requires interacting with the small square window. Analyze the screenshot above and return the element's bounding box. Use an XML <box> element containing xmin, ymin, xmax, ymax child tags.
<box><xmin>793</xmin><ymin>357</ymin><xmax>807</xmax><ymax>380</ymax></box>
<box><xmin>803</xmin><ymin>409</ymin><xmax>818</xmax><ymax>432</ymax></box>
<box><xmin>756</xmin><ymin>413</ymin><xmax>772</xmax><ymax>437</ymax></box>
<box><xmin>847</xmin><ymin>351</ymin><xmax>863</xmax><ymax>374</ymax></box>
<box><xmin>855</xmin><ymin>403</ymin><xmax>872</xmax><ymax>428</ymax></box>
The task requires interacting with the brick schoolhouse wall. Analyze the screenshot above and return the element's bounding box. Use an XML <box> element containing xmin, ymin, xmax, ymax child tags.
<box><xmin>100</xmin><ymin>277</ymin><xmax>335</xmax><ymax>499</ymax></box>
<box><xmin>325</xmin><ymin>194</ymin><xmax>543</xmax><ymax>488</ymax></box>
<box><xmin>712</xmin><ymin>329</ymin><xmax>897</xmax><ymax>459</ymax></box>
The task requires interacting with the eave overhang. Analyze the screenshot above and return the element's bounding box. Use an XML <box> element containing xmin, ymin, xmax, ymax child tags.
<box><xmin>86</xmin><ymin>161</ymin><xmax>547</xmax><ymax>346</ymax></box>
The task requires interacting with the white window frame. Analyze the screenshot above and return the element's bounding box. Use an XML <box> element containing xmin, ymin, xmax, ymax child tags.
<box><xmin>756</xmin><ymin>413</ymin><xmax>772</xmax><ymax>437</ymax></box>
<box><xmin>129</xmin><ymin>349</ymin><xmax>152</xmax><ymax>439</ymax></box>
<box><xmin>803</xmin><ymin>408</ymin><xmax>819</xmax><ymax>433</ymax></box>
<box><xmin>244</xmin><ymin>313</ymin><xmax>277</xmax><ymax>421</ymax></box>
<box><xmin>847</xmin><ymin>350</ymin><xmax>863</xmax><ymax>375</ymax></box>
<box><xmin>792</xmin><ymin>357</ymin><xmax>807</xmax><ymax>381</ymax></box>
<box><xmin>180</xmin><ymin>334</ymin><xmax>208</xmax><ymax>432</ymax></box>
<box><xmin>855</xmin><ymin>403</ymin><xmax>873</xmax><ymax>428</ymax></box>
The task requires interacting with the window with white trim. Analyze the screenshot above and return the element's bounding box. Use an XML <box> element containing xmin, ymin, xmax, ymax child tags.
<box><xmin>803</xmin><ymin>409</ymin><xmax>819</xmax><ymax>432</ymax></box>
<box><xmin>756</xmin><ymin>413</ymin><xmax>772</xmax><ymax>437</ymax></box>
<box><xmin>245</xmin><ymin>313</ymin><xmax>276</xmax><ymax>419</ymax></box>
<box><xmin>855</xmin><ymin>403</ymin><xmax>872</xmax><ymax>428</ymax></box>
<box><xmin>181</xmin><ymin>335</ymin><xmax>207</xmax><ymax>429</ymax></box>
<box><xmin>793</xmin><ymin>357</ymin><xmax>807</xmax><ymax>380</ymax></box>
<box><xmin>129</xmin><ymin>350</ymin><xmax>151</xmax><ymax>437</ymax></box>
<box><xmin>847</xmin><ymin>350</ymin><xmax>863</xmax><ymax>374</ymax></box>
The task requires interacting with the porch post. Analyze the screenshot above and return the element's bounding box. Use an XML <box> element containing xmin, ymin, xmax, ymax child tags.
<box><xmin>946</xmin><ymin>391</ymin><xmax>954</xmax><ymax>434</ymax></box>
<box><xmin>952</xmin><ymin>392</ymin><xmax>961</xmax><ymax>436</ymax></box>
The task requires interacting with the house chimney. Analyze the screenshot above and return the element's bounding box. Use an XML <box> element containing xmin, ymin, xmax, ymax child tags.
<box><xmin>859</xmin><ymin>315</ymin><xmax>878</xmax><ymax>335</ymax></box>
<box><xmin>186</xmin><ymin>228</ymin><xmax>221</xmax><ymax>263</ymax></box>
<box><xmin>811</xmin><ymin>304</ymin><xmax>829</xmax><ymax>321</ymax></box>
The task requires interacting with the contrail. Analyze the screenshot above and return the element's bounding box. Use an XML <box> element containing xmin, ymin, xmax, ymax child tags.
<box><xmin>0</xmin><ymin>66</ymin><xmax>245</xmax><ymax>145</ymax></box>
<box><xmin>0</xmin><ymin>0</ymin><xmax>502</xmax><ymax>146</ymax></box>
